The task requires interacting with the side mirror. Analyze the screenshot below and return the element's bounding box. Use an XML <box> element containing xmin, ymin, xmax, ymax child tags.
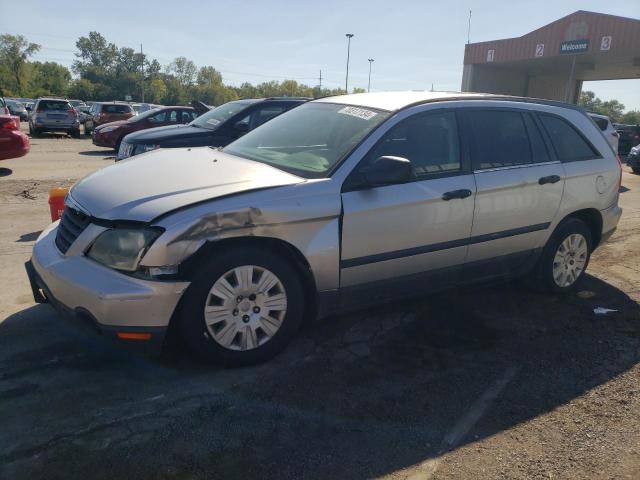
<box><xmin>234</xmin><ymin>121</ymin><xmax>249</xmax><ymax>135</ymax></box>
<box><xmin>361</xmin><ymin>156</ymin><xmax>412</xmax><ymax>187</ymax></box>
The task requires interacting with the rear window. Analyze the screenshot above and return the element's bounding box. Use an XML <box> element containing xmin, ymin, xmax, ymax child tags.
<box><xmin>539</xmin><ymin>114</ymin><xmax>600</xmax><ymax>161</ymax></box>
<box><xmin>102</xmin><ymin>104</ymin><xmax>132</xmax><ymax>114</ymax></box>
<box><xmin>591</xmin><ymin>117</ymin><xmax>609</xmax><ymax>131</ymax></box>
<box><xmin>39</xmin><ymin>100</ymin><xmax>71</xmax><ymax>111</ymax></box>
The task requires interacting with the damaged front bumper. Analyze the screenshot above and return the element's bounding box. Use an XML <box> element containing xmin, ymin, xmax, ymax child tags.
<box><xmin>27</xmin><ymin>225</ymin><xmax>190</xmax><ymax>354</ymax></box>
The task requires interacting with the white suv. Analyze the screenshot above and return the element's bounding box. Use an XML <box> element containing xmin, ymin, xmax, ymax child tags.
<box><xmin>27</xmin><ymin>92</ymin><xmax>623</xmax><ymax>366</ymax></box>
<box><xmin>588</xmin><ymin>112</ymin><xmax>619</xmax><ymax>153</ymax></box>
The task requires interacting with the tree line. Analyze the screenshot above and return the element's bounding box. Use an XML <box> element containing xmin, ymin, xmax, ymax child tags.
<box><xmin>1</xmin><ymin>32</ymin><xmax>638</xmax><ymax>124</ymax></box>
<box><xmin>0</xmin><ymin>32</ymin><xmax>357</xmax><ymax>105</ymax></box>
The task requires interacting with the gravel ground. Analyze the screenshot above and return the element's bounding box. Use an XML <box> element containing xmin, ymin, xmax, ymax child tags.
<box><xmin>0</xmin><ymin>126</ymin><xmax>639</xmax><ymax>480</ymax></box>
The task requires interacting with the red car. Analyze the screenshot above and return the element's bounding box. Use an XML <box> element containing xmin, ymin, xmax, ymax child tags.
<box><xmin>0</xmin><ymin>115</ymin><xmax>30</xmax><ymax>160</ymax></box>
<box><xmin>92</xmin><ymin>106</ymin><xmax>199</xmax><ymax>151</ymax></box>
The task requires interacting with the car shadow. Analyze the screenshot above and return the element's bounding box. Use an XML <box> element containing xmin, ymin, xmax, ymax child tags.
<box><xmin>78</xmin><ymin>150</ymin><xmax>114</xmax><ymax>157</ymax></box>
<box><xmin>16</xmin><ymin>231</ymin><xmax>42</xmax><ymax>243</ymax></box>
<box><xmin>0</xmin><ymin>167</ymin><xmax>13</xmax><ymax>177</ymax></box>
<box><xmin>0</xmin><ymin>275</ymin><xmax>638</xmax><ymax>478</ymax></box>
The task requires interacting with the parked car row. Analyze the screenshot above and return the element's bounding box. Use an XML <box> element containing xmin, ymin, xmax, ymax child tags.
<box><xmin>116</xmin><ymin>97</ymin><xmax>308</xmax><ymax>160</ymax></box>
<box><xmin>27</xmin><ymin>91</ymin><xmax>623</xmax><ymax>367</ymax></box>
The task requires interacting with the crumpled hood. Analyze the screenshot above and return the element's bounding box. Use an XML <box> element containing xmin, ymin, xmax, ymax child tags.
<box><xmin>69</xmin><ymin>147</ymin><xmax>304</xmax><ymax>222</ymax></box>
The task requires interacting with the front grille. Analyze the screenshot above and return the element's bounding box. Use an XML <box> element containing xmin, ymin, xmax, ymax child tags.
<box><xmin>55</xmin><ymin>207</ymin><xmax>91</xmax><ymax>254</ymax></box>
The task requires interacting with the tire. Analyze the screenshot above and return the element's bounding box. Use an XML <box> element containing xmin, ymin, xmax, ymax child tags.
<box><xmin>70</xmin><ymin>129</ymin><xmax>81</xmax><ymax>138</ymax></box>
<box><xmin>32</xmin><ymin>128</ymin><xmax>41</xmax><ymax>138</ymax></box>
<box><xmin>178</xmin><ymin>246</ymin><xmax>305</xmax><ymax>366</ymax></box>
<box><xmin>632</xmin><ymin>167</ymin><xmax>640</xmax><ymax>175</ymax></box>
<box><xmin>529</xmin><ymin>218</ymin><xmax>592</xmax><ymax>293</ymax></box>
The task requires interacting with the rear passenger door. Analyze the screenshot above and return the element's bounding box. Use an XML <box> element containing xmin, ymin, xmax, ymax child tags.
<box><xmin>462</xmin><ymin>108</ymin><xmax>564</xmax><ymax>273</ymax></box>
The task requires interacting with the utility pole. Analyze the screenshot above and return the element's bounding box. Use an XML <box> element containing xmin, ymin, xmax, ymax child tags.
<box><xmin>367</xmin><ymin>58</ymin><xmax>374</xmax><ymax>92</ymax></box>
<box><xmin>467</xmin><ymin>10</ymin><xmax>472</xmax><ymax>44</ymax></box>
<box><xmin>345</xmin><ymin>33</ymin><xmax>354</xmax><ymax>94</ymax></box>
<box><xmin>140</xmin><ymin>43</ymin><xmax>145</xmax><ymax>103</ymax></box>
<box><xmin>319</xmin><ymin>69</ymin><xmax>322</xmax><ymax>91</ymax></box>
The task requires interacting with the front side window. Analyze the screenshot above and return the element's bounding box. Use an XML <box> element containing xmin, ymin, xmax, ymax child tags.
<box><xmin>250</xmin><ymin>105</ymin><xmax>285</xmax><ymax>129</ymax></box>
<box><xmin>224</xmin><ymin>102</ymin><xmax>390</xmax><ymax>178</ymax></box>
<box><xmin>147</xmin><ymin>110</ymin><xmax>167</xmax><ymax>124</ymax></box>
<box><xmin>366</xmin><ymin>111</ymin><xmax>461</xmax><ymax>178</ymax></box>
<box><xmin>539</xmin><ymin>114</ymin><xmax>600</xmax><ymax>161</ymax></box>
<box><xmin>467</xmin><ymin>110</ymin><xmax>532</xmax><ymax>169</ymax></box>
<box><xmin>191</xmin><ymin>100</ymin><xmax>254</xmax><ymax>130</ymax></box>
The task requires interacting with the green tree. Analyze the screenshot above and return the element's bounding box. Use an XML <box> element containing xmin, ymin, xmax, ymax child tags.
<box><xmin>352</xmin><ymin>87</ymin><xmax>366</xmax><ymax>94</ymax></box>
<box><xmin>27</xmin><ymin>61</ymin><xmax>71</xmax><ymax>97</ymax></box>
<box><xmin>579</xmin><ymin>90</ymin><xmax>625</xmax><ymax>122</ymax></box>
<box><xmin>0</xmin><ymin>34</ymin><xmax>41</xmax><ymax>95</ymax></box>
<box><xmin>618</xmin><ymin>110</ymin><xmax>640</xmax><ymax>125</ymax></box>
<box><xmin>147</xmin><ymin>78</ymin><xmax>167</xmax><ymax>103</ymax></box>
<box><xmin>166</xmin><ymin>56</ymin><xmax>197</xmax><ymax>87</ymax></box>
<box><xmin>67</xmin><ymin>78</ymin><xmax>97</xmax><ymax>100</ymax></box>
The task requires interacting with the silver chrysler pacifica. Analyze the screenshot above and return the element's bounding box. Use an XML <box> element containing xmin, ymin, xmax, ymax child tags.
<box><xmin>27</xmin><ymin>91</ymin><xmax>622</xmax><ymax>366</ymax></box>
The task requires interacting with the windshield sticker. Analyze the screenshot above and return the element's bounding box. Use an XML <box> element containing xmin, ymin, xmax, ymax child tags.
<box><xmin>338</xmin><ymin>106</ymin><xmax>378</xmax><ymax>120</ymax></box>
<box><xmin>206</xmin><ymin>118</ymin><xmax>221</xmax><ymax>126</ymax></box>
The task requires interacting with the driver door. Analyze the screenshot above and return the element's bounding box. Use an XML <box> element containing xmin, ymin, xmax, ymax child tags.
<box><xmin>340</xmin><ymin>110</ymin><xmax>476</xmax><ymax>291</ymax></box>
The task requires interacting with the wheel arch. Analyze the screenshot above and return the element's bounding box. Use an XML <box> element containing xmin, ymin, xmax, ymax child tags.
<box><xmin>561</xmin><ymin>208</ymin><xmax>603</xmax><ymax>248</ymax></box>
<box><xmin>166</xmin><ymin>236</ymin><xmax>318</xmax><ymax>340</ymax></box>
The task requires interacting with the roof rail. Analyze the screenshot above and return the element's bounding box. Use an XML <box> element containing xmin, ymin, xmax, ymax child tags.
<box><xmin>401</xmin><ymin>94</ymin><xmax>586</xmax><ymax>114</ymax></box>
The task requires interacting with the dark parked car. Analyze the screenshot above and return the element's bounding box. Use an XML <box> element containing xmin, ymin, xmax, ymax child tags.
<box><xmin>615</xmin><ymin>124</ymin><xmax>640</xmax><ymax>157</ymax></box>
<box><xmin>117</xmin><ymin>97</ymin><xmax>308</xmax><ymax>160</ymax></box>
<box><xmin>93</xmin><ymin>106</ymin><xmax>200</xmax><ymax>151</ymax></box>
<box><xmin>6</xmin><ymin>100</ymin><xmax>28</xmax><ymax>121</ymax></box>
<box><xmin>85</xmin><ymin>102</ymin><xmax>135</xmax><ymax>134</ymax></box>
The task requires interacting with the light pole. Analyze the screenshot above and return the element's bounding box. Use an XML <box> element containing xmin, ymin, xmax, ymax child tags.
<box><xmin>367</xmin><ymin>58</ymin><xmax>374</xmax><ymax>92</ymax></box>
<box><xmin>345</xmin><ymin>33</ymin><xmax>354</xmax><ymax>94</ymax></box>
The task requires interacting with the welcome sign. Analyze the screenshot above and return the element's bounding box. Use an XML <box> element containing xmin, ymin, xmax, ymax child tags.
<box><xmin>560</xmin><ymin>39</ymin><xmax>590</xmax><ymax>54</ymax></box>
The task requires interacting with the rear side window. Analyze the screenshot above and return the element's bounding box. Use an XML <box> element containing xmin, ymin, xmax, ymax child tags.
<box><xmin>103</xmin><ymin>104</ymin><xmax>132</xmax><ymax>114</ymax></box>
<box><xmin>467</xmin><ymin>110</ymin><xmax>531</xmax><ymax>169</ymax></box>
<box><xmin>592</xmin><ymin>117</ymin><xmax>609</xmax><ymax>131</ymax></box>
<box><xmin>539</xmin><ymin>114</ymin><xmax>600</xmax><ymax>161</ymax></box>
<box><xmin>39</xmin><ymin>100</ymin><xmax>71</xmax><ymax>111</ymax></box>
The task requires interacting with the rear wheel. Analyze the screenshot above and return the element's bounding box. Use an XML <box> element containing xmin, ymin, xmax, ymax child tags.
<box><xmin>632</xmin><ymin>167</ymin><xmax>640</xmax><ymax>175</ymax></box>
<box><xmin>178</xmin><ymin>247</ymin><xmax>305</xmax><ymax>366</ymax></box>
<box><xmin>70</xmin><ymin>129</ymin><xmax>81</xmax><ymax>138</ymax></box>
<box><xmin>529</xmin><ymin>218</ymin><xmax>592</xmax><ymax>293</ymax></box>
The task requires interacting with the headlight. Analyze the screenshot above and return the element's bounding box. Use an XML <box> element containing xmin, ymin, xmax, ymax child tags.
<box><xmin>100</xmin><ymin>125</ymin><xmax>118</xmax><ymax>133</ymax></box>
<box><xmin>87</xmin><ymin>228</ymin><xmax>162</xmax><ymax>272</ymax></box>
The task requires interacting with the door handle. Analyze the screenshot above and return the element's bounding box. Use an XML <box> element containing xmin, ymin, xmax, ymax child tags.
<box><xmin>538</xmin><ymin>175</ymin><xmax>561</xmax><ymax>185</ymax></box>
<box><xmin>442</xmin><ymin>189</ymin><xmax>473</xmax><ymax>201</ymax></box>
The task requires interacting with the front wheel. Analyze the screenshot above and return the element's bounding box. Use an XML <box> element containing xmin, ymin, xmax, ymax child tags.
<box><xmin>530</xmin><ymin>218</ymin><xmax>592</xmax><ymax>293</ymax></box>
<box><xmin>178</xmin><ymin>247</ymin><xmax>305</xmax><ymax>366</ymax></box>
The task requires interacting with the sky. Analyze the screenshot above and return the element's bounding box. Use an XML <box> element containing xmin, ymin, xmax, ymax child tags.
<box><xmin>1</xmin><ymin>0</ymin><xmax>639</xmax><ymax>109</ymax></box>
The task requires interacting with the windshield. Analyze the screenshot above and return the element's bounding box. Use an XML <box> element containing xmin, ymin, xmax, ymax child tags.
<box><xmin>224</xmin><ymin>102</ymin><xmax>390</xmax><ymax>178</ymax></box>
<box><xmin>191</xmin><ymin>100</ymin><xmax>253</xmax><ymax>130</ymax></box>
<box><xmin>7</xmin><ymin>100</ymin><xmax>24</xmax><ymax>109</ymax></box>
<box><xmin>127</xmin><ymin>108</ymin><xmax>160</xmax><ymax>122</ymax></box>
